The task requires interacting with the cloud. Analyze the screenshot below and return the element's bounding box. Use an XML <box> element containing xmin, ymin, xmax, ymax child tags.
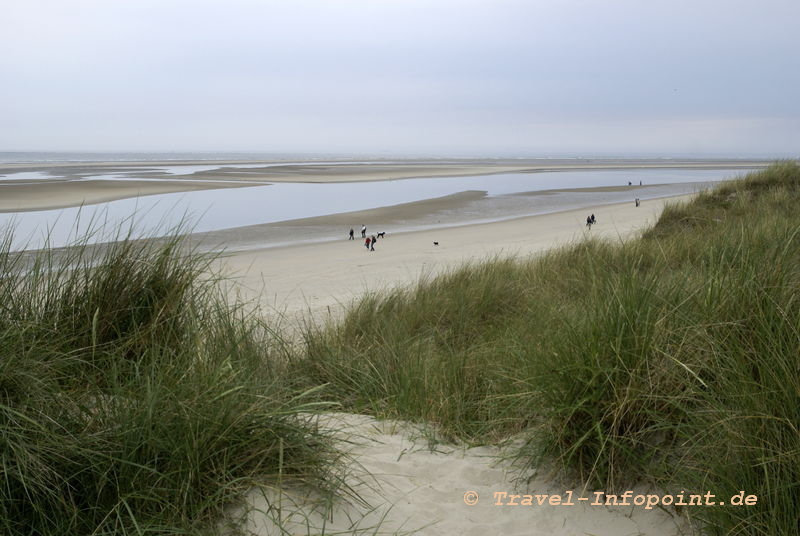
<box><xmin>1</xmin><ymin>0</ymin><xmax>798</xmax><ymax>156</ymax></box>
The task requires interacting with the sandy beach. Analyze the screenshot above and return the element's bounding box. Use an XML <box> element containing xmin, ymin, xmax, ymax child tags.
<box><xmin>217</xmin><ymin>192</ymin><xmax>690</xmax><ymax>324</ymax></box>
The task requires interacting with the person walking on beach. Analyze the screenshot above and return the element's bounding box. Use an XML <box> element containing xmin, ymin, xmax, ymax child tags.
<box><xmin>365</xmin><ymin>236</ymin><xmax>371</xmax><ymax>250</ymax></box>
<box><xmin>349</xmin><ymin>228</ymin><xmax>355</xmax><ymax>240</ymax></box>
<box><xmin>370</xmin><ymin>235</ymin><xmax>376</xmax><ymax>251</ymax></box>
<box><xmin>361</xmin><ymin>225</ymin><xmax>367</xmax><ymax>238</ymax></box>
<box><xmin>590</xmin><ymin>214</ymin><xmax>596</xmax><ymax>224</ymax></box>
<box><xmin>586</xmin><ymin>215</ymin><xmax>593</xmax><ymax>228</ymax></box>
<box><xmin>635</xmin><ymin>198</ymin><xmax>640</xmax><ymax>207</ymax></box>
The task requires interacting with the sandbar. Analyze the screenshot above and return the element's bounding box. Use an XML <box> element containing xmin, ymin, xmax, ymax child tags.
<box><xmin>0</xmin><ymin>179</ymin><xmax>256</xmax><ymax>213</ymax></box>
<box><xmin>0</xmin><ymin>159</ymin><xmax>770</xmax><ymax>212</ymax></box>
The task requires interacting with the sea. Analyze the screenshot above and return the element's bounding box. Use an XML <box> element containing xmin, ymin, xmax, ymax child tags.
<box><xmin>0</xmin><ymin>152</ymin><xmax>759</xmax><ymax>251</ymax></box>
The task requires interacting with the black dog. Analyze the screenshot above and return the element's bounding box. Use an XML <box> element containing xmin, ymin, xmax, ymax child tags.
<box><xmin>433</xmin><ymin>241</ymin><xmax>439</xmax><ymax>246</ymax></box>
<box><xmin>377</xmin><ymin>232</ymin><xmax>386</xmax><ymax>238</ymax></box>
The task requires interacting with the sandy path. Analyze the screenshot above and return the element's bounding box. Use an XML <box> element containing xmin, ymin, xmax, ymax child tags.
<box><xmin>237</xmin><ymin>414</ymin><xmax>689</xmax><ymax>535</ymax></box>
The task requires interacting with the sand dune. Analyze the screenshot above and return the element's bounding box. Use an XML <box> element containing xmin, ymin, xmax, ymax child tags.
<box><xmin>220</xmin><ymin>193</ymin><xmax>694</xmax><ymax>535</ymax></box>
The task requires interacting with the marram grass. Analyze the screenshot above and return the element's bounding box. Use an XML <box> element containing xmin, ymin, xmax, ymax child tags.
<box><xmin>295</xmin><ymin>161</ymin><xmax>800</xmax><ymax>535</ymax></box>
<box><xmin>0</xmin><ymin>230</ymin><xmax>342</xmax><ymax>535</ymax></box>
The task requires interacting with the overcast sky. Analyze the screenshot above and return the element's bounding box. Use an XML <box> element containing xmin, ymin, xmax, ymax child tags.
<box><xmin>2</xmin><ymin>0</ymin><xmax>798</xmax><ymax>157</ymax></box>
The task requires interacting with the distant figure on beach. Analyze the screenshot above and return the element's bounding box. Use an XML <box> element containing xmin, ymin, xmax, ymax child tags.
<box><xmin>590</xmin><ymin>214</ymin><xmax>596</xmax><ymax>224</ymax></box>
<box><xmin>586</xmin><ymin>215</ymin><xmax>593</xmax><ymax>228</ymax></box>
<box><xmin>628</xmin><ymin>181</ymin><xmax>632</xmax><ymax>186</ymax></box>
<box><xmin>348</xmin><ymin>228</ymin><xmax>355</xmax><ymax>240</ymax></box>
<box><xmin>370</xmin><ymin>235</ymin><xmax>376</xmax><ymax>251</ymax></box>
<box><xmin>635</xmin><ymin>198</ymin><xmax>640</xmax><ymax>207</ymax></box>
<box><xmin>639</xmin><ymin>180</ymin><xmax>642</xmax><ymax>186</ymax></box>
<box><xmin>365</xmin><ymin>236</ymin><xmax>371</xmax><ymax>250</ymax></box>
<box><xmin>361</xmin><ymin>225</ymin><xmax>367</xmax><ymax>238</ymax></box>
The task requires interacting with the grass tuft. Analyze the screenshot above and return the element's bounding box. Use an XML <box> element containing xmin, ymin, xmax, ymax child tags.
<box><xmin>0</xmin><ymin>229</ymin><xmax>341</xmax><ymax>535</ymax></box>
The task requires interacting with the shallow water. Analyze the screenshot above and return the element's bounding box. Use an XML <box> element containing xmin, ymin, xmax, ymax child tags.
<box><xmin>0</xmin><ymin>168</ymin><xmax>749</xmax><ymax>250</ymax></box>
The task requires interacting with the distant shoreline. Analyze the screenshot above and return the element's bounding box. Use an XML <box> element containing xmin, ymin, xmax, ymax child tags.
<box><xmin>0</xmin><ymin>157</ymin><xmax>775</xmax><ymax>174</ymax></box>
<box><xmin>0</xmin><ymin>159</ymin><xmax>773</xmax><ymax>213</ymax></box>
